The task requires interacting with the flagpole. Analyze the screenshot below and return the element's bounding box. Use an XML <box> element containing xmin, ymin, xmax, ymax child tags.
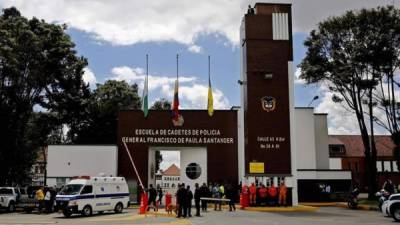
<box><xmin>208</xmin><ymin>55</ymin><xmax>210</xmax><ymax>82</ymax></box>
<box><xmin>176</xmin><ymin>54</ymin><xmax>179</xmax><ymax>79</ymax></box>
<box><xmin>146</xmin><ymin>54</ymin><xmax>148</xmax><ymax>77</ymax></box>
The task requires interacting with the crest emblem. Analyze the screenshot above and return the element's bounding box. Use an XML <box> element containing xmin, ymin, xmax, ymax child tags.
<box><xmin>172</xmin><ymin>114</ymin><xmax>184</xmax><ymax>127</ymax></box>
<box><xmin>261</xmin><ymin>96</ymin><xmax>276</xmax><ymax>112</ymax></box>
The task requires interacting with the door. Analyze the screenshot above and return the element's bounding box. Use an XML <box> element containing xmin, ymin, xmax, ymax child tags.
<box><xmin>180</xmin><ymin>148</ymin><xmax>207</xmax><ymax>193</ymax></box>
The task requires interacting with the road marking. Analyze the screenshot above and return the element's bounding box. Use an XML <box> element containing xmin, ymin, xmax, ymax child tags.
<box><xmin>120</xmin><ymin>219</ymin><xmax>192</xmax><ymax>225</ymax></box>
<box><xmin>88</xmin><ymin>214</ymin><xmax>147</xmax><ymax>222</ymax></box>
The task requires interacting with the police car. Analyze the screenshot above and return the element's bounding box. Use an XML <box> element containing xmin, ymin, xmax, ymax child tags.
<box><xmin>56</xmin><ymin>176</ymin><xmax>129</xmax><ymax>217</ymax></box>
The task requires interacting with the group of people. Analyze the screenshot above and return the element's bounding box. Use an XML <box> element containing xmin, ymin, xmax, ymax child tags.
<box><xmin>35</xmin><ymin>186</ymin><xmax>57</xmax><ymax>213</ymax></box>
<box><xmin>245</xmin><ymin>181</ymin><xmax>288</xmax><ymax>207</ymax></box>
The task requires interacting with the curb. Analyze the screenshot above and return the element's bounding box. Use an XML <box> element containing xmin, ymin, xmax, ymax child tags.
<box><xmin>242</xmin><ymin>205</ymin><xmax>318</xmax><ymax>212</ymax></box>
<box><xmin>301</xmin><ymin>202</ymin><xmax>379</xmax><ymax>211</ymax></box>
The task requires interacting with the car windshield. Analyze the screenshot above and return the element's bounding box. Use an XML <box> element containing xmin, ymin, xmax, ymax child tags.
<box><xmin>0</xmin><ymin>188</ymin><xmax>13</xmax><ymax>195</ymax></box>
<box><xmin>59</xmin><ymin>184</ymin><xmax>83</xmax><ymax>195</ymax></box>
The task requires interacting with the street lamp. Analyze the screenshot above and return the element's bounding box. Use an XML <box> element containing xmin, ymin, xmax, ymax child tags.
<box><xmin>307</xmin><ymin>95</ymin><xmax>319</xmax><ymax>107</ymax></box>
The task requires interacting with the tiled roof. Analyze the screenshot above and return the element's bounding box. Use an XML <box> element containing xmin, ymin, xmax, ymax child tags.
<box><xmin>329</xmin><ymin>135</ymin><xmax>394</xmax><ymax>157</ymax></box>
<box><xmin>162</xmin><ymin>164</ymin><xmax>180</xmax><ymax>176</ymax></box>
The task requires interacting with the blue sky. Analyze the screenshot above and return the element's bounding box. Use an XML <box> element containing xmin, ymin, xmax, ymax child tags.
<box><xmin>2</xmin><ymin>0</ymin><xmax>397</xmax><ymax>136</ymax></box>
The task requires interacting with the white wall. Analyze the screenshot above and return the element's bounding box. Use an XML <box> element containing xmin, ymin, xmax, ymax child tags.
<box><xmin>314</xmin><ymin>114</ymin><xmax>330</xmax><ymax>169</ymax></box>
<box><xmin>329</xmin><ymin>158</ymin><xmax>342</xmax><ymax>170</ymax></box>
<box><xmin>47</xmin><ymin>145</ymin><xmax>117</xmax><ymax>178</ymax></box>
<box><xmin>295</xmin><ymin>108</ymin><xmax>317</xmax><ymax>169</ymax></box>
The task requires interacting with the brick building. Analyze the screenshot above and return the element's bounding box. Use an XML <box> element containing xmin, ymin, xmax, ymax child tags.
<box><xmin>329</xmin><ymin>135</ymin><xmax>400</xmax><ymax>190</ymax></box>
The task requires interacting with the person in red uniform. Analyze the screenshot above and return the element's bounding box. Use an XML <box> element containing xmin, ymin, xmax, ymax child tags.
<box><xmin>249</xmin><ymin>183</ymin><xmax>257</xmax><ymax>206</ymax></box>
<box><xmin>258</xmin><ymin>184</ymin><xmax>268</xmax><ymax>206</ymax></box>
<box><xmin>267</xmin><ymin>184</ymin><xmax>278</xmax><ymax>206</ymax></box>
<box><xmin>279</xmin><ymin>181</ymin><xmax>287</xmax><ymax>207</ymax></box>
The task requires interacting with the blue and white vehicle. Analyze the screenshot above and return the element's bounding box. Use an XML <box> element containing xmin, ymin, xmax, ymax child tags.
<box><xmin>56</xmin><ymin>176</ymin><xmax>129</xmax><ymax>217</ymax></box>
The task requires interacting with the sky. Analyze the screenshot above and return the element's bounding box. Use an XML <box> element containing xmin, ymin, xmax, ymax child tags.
<box><xmin>1</xmin><ymin>0</ymin><xmax>398</xmax><ymax>169</ymax></box>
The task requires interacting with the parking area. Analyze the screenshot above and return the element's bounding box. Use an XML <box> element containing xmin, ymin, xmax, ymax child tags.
<box><xmin>0</xmin><ymin>207</ymin><xmax>396</xmax><ymax>225</ymax></box>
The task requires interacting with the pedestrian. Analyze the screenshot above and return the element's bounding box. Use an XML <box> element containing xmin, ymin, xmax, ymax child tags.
<box><xmin>44</xmin><ymin>188</ymin><xmax>52</xmax><ymax>213</ymax></box>
<box><xmin>36</xmin><ymin>187</ymin><xmax>45</xmax><ymax>214</ymax></box>
<box><xmin>268</xmin><ymin>184</ymin><xmax>278</xmax><ymax>206</ymax></box>
<box><xmin>186</xmin><ymin>185</ymin><xmax>193</xmax><ymax>217</ymax></box>
<box><xmin>212</xmin><ymin>183</ymin><xmax>221</xmax><ymax>211</ymax></box>
<box><xmin>176</xmin><ymin>183</ymin><xmax>187</xmax><ymax>218</ymax></box>
<box><xmin>259</xmin><ymin>184</ymin><xmax>268</xmax><ymax>206</ymax></box>
<box><xmin>383</xmin><ymin>177</ymin><xmax>395</xmax><ymax>195</ymax></box>
<box><xmin>147</xmin><ymin>184</ymin><xmax>157</xmax><ymax>211</ymax></box>
<box><xmin>200</xmin><ymin>183</ymin><xmax>209</xmax><ymax>212</ymax></box>
<box><xmin>157</xmin><ymin>185</ymin><xmax>163</xmax><ymax>206</ymax></box>
<box><xmin>249</xmin><ymin>183</ymin><xmax>257</xmax><ymax>206</ymax></box>
<box><xmin>278</xmin><ymin>181</ymin><xmax>287</xmax><ymax>207</ymax></box>
<box><xmin>226</xmin><ymin>183</ymin><xmax>236</xmax><ymax>211</ymax></box>
<box><xmin>194</xmin><ymin>183</ymin><xmax>201</xmax><ymax>216</ymax></box>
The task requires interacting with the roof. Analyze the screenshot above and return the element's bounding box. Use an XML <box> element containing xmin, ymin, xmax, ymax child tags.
<box><xmin>328</xmin><ymin>135</ymin><xmax>394</xmax><ymax>157</ymax></box>
<box><xmin>162</xmin><ymin>164</ymin><xmax>180</xmax><ymax>176</ymax></box>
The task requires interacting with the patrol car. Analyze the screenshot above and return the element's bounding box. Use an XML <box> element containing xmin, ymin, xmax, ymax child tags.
<box><xmin>56</xmin><ymin>176</ymin><xmax>129</xmax><ymax>217</ymax></box>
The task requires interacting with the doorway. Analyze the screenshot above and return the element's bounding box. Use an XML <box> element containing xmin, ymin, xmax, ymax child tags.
<box><xmin>148</xmin><ymin>147</ymin><xmax>207</xmax><ymax>195</ymax></box>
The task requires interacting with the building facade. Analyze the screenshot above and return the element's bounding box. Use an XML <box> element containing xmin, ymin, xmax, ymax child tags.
<box><xmin>329</xmin><ymin>135</ymin><xmax>400</xmax><ymax>190</ymax></box>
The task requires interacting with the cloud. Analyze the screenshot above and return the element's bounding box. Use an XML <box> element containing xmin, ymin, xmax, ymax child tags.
<box><xmin>109</xmin><ymin>66</ymin><xmax>230</xmax><ymax>109</ymax></box>
<box><xmin>82</xmin><ymin>67</ymin><xmax>97</xmax><ymax>88</ymax></box>
<box><xmin>1</xmin><ymin>0</ymin><xmax>393</xmax><ymax>48</ymax></box>
<box><xmin>314</xmin><ymin>83</ymin><xmax>391</xmax><ymax>135</ymax></box>
<box><xmin>294</xmin><ymin>68</ymin><xmax>306</xmax><ymax>84</ymax></box>
<box><xmin>188</xmin><ymin>45</ymin><xmax>202</xmax><ymax>54</ymax></box>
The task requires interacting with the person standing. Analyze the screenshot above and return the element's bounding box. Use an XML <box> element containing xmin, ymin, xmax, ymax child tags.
<box><xmin>249</xmin><ymin>183</ymin><xmax>257</xmax><ymax>206</ymax></box>
<box><xmin>44</xmin><ymin>188</ymin><xmax>52</xmax><ymax>213</ymax></box>
<box><xmin>268</xmin><ymin>183</ymin><xmax>278</xmax><ymax>206</ymax></box>
<box><xmin>36</xmin><ymin>187</ymin><xmax>45</xmax><ymax>214</ymax></box>
<box><xmin>147</xmin><ymin>184</ymin><xmax>157</xmax><ymax>211</ymax></box>
<box><xmin>278</xmin><ymin>181</ymin><xmax>287</xmax><ymax>207</ymax></box>
<box><xmin>186</xmin><ymin>186</ymin><xmax>193</xmax><ymax>217</ymax></box>
<box><xmin>194</xmin><ymin>183</ymin><xmax>201</xmax><ymax>216</ymax></box>
<box><xmin>226</xmin><ymin>183</ymin><xmax>236</xmax><ymax>212</ymax></box>
<box><xmin>259</xmin><ymin>184</ymin><xmax>268</xmax><ymax>206</ymax></box>
<box><xmin>157</xmin><ymin>185</ymin><xmax>163</xmax><ymax>206</ymax></box>
<box><xmin>200</xmin><ymin>183</ymin><xmax>209</xmax><ymax>212</ymax></box>
<box><xmin>177</xmin><ymin>183</ymin><xmax>188</xmax><ymax>218</ymax></box>
<box><xmin>212</xmin><ymin>183</ymin><xmax>221</xmax><ymax>211</ymax></box>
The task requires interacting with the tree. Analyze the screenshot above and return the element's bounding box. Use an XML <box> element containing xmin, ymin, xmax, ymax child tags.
<box><xmin>299</xmin><ymin>6</ymin><xmax>400</xmax><ymax>198</ymax></box>
<box><xmin>74</xmin><ymin>80</ymin><xmax>141</xmax><ymax>144</ymax></box>
<box><xmin>150</xmin><ymin>99</ymin><xmax>171</xmax><ymax>171</ymax></box>
<box><xmin>151</xmin><ymin>98</ymin><xmax>171</xmax><ymax>110</ymax></box>
<box><xmin>0</xmin><ymin>7</ymin><xmax>90</xmax><ymax>185</ymax></box>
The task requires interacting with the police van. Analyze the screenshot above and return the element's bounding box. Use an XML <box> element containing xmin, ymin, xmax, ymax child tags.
<box><xmin>56</xmin><ymin>176</ymin><xmax>129</xmax><ymax>217</ymax></box>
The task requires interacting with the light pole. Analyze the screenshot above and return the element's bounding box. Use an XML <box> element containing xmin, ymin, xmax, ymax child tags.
<box><xmin>307</xmin><ymin>95</ymin><xmax>319</xmax><ymax>107</ymax></box>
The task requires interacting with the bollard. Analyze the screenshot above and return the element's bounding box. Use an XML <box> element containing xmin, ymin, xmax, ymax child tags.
<box><xmin>165</xmin><ymin>192</ymin><xmax>172</xmax><ymax>209</ymax></box>
<box><xmin>139</xmin><ymin>192</ymin><xmax>148</xmax><ymax>214</ymax></box>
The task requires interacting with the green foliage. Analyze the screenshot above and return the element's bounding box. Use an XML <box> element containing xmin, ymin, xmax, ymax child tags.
<box><xmin>300</xmin><ymin>6</ymin><xmax>400</xmax><ymax>198</ymax></box>
<box><xmin>73</xmin><ymin>80</ymin><xmax>141</xmax><ymax>144</ymax></box>
<box><xmin>151</xmin><ymin>98</ymin><xmax>171</xmax><ymax>110</ymax></box>
<box><xmin>0</xmin><ymin>7</ymin><xmax>90</xmax><ymax>185</ymax></box>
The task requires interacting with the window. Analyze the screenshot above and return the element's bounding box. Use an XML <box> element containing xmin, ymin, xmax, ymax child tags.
<box><xmin>377</xmin><ymin>161</ymin><xmax>383</xmax><ymax>172</ymax></box>
<box><xmin>81</xmin><ymin>185</ymin><xmax>93</xmax><ymax>194</ymax></box>
<box><xmin>393</xmin><ymin>161</ymin><xmax>399</xmax><ymax>172</ymax></box>
<box><xmin>185</xmin><ymin>163</ymin><xmax>202</xmax><ymax>180</ymax></box>
<box><xmin>384</xmin><ymin>161</ymin><xmax>391</xmax><ymax>172</ymax></box>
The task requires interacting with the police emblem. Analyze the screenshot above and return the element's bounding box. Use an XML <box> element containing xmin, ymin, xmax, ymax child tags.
<box><xmin>172</xmin><ymin>114</ymin><xmax>184</xmax><ymax>127</ymax></box>
<box><xmin>261</xmin><ymin>96</ymin><xmax>276</xmax><ymax>112</ymax></box>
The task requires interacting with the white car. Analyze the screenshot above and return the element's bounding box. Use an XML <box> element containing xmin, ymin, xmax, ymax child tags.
<box><xmin>56</xmin><ymin>176</ymin><xmax>130</xmax><ymax>217</ymax></box>
<box><xmin>381</xmin><ymin>194</ymin><xmax>400</xmax><ymax>216</ymax></box>
<box><xmin>0</xmin><ymin>187</ymin><xmax>19</xmax><ymax>212</ymax></box>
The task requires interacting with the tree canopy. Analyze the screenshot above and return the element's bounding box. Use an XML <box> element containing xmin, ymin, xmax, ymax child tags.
<box><xmin>0</xmin><ymin>7</ymin><xmax>90</xmax><ymax>185</ymax></box>
<box><xmin>300</xmin><ymin>6</ymin><xmax>400</xmax><ymax>198</ymax></box>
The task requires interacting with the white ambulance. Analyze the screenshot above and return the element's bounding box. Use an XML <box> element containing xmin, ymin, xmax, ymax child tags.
<box><xmin>56</xmin><ymin>176</ymin><xmax>129</xmax><ymax>217</ymax></box>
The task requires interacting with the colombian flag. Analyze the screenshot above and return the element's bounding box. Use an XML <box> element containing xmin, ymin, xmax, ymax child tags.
<box><xmin>172</xmin><ymin>78</ymin><xmax>180</xmax><ymax>121</ymax></box>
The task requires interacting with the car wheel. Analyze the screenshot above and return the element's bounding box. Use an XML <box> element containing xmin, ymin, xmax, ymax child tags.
<box><xmin>82</xmin><ymin>205</ymin><xmax>92</xmax><ymax>217</ymax></box>
<box><xmin>8</xmin><ymin>202</ymin><xmax>15</xmax><ymax>212</ymax></box>
<box><xmin>393</xmin><ymin>207</ymin><xmax>400</xmax><ymax>222</ymax></box>
<box><xmin>63</xmin><ymin>209</ymin><xmax>72</xmax><ymax>218</ymax></box>
<box><xmin>114</xmin><ymin>203</ymin><xmax>123</xmax><ymax>213</ymax></box>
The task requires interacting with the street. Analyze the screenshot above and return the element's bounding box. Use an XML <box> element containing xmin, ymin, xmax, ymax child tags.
<box><xmin>0</xmin><ymin>207</ymin><xmax>395</xmax><ymax>225</ymax></box>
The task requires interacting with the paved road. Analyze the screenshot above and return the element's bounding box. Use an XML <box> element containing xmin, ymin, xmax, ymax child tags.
<box><xmin>0</xmin><ymin>207</ymin><xmax>395</xmax><ymax>225</ymax></box>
